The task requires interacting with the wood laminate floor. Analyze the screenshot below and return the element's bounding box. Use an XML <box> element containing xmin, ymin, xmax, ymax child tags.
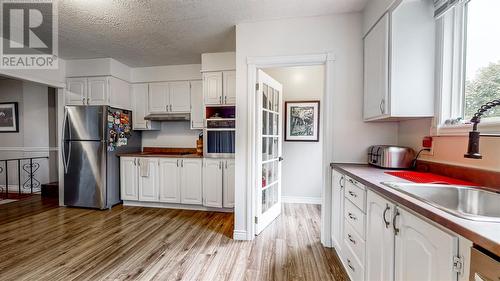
<box><xmin>0</xmin><ymin>197</ymin><xmax>348</xmax><ymax>281</ymax></box>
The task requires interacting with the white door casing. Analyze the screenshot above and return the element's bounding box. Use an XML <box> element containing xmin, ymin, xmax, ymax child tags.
<box><xmin>255</xmin><ymin>69</ymin><xmax>283</xmax><ymax>235</ymax></box>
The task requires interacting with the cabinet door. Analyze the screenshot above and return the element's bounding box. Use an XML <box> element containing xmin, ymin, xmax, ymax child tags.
<box><xmin>180</xmin><ymin>159</ymin><xmax>203</xmax><ymax>205</ymax></box>
<box><xmin>202</xmin><ymin>159</ymin><xmax>223</xmax><ymax>208</ymax></box>
<box><xmin>87</xmin><ymin>77</ymin><xmax>109</xmax><ymax>105</ymax></box>
<box><xmin>203</xmin><ymin>72</ymin><xmax>223</xmax><ymax>105</ymax></box>
<box><xmin>159</xmin><ymin>158</ymin><xmax>180</xmax><ymax>203</ymax></box>
<box><xmin>169</xmin><ymin>81</ymin><xmax>191</xmax><ymax>113</ymax></box>
<box><xmin>148</xmin><ymin>83</ymin><xmax>169</xmax><ymax>113</ymax></box>
<box><xmin>223</xmin><ymin>159</ymin><xmax>235</xmax><ymax>208</ymax></box>
<box><xmin>190</xmin><ymin>80</ymin><xmax>204</xmax><ymax>129</ymax></box>
<box><xmin>66</xmin><ymin>78</ymin><xmax>87</xmax><ymax>105</ymax></box>
<box><xmin>331</xmin><ymin>170</ymin><xmax>345</xmax><ymax>253</ymax></box>
<box><xmin>131</xmin><ymin>83</ymin><xmax>148</xmax><ymax>130</ymax></box>
<box><xmin>364</xmin><ymin>13</ymin><xmax>389</xmax><ymax>120</ymax></box>
<box><xmin>120</xmin><ymin>157</ymin><xmax>138</xmax><ymax>200</ymax></box>
<box><xmin>138</xmin><ymin>158</ymin><xmax>159</xmax><ymax>202</ymax></box>
<box><xmin>366</xmin><ymin>190</ymin><xmax>395</xmax><ymax>281</ymax></box>
<box><xmin>395</xmin><ymin>208</ymin><xmax>458</xmax><ymax>281</ymax></box>
<box><xmin>223</xmin><ymin>71</ymin><xmax>236</xmax><ymax>105</ymax></box>
<box><xmin>109</xmin><ymin>77</ymin><xmax>131</xmax><ymax>110</ymax></box>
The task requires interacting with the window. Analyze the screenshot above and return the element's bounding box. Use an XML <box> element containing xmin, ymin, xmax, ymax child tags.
<box><xmin>463</xmin><ymin>0</ymin><xmax>500</xmax><ymax>120</ymax></box>
<box><xmin>434</xmin><ymin>0</ymin><xmax>500</xmax><ymax>134</ymax></box>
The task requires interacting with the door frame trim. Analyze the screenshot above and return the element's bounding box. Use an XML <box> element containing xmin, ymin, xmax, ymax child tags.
<box><xmin>245</xmin><ymin>52</ymin><xmax>336</xmax><ymax>247</ymax></box>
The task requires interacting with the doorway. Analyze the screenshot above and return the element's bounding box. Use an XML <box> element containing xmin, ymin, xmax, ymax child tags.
<box><xmin>247</xmin><ymin>54</ymin><xmax>334</xmax><ymax>244</ymax></box>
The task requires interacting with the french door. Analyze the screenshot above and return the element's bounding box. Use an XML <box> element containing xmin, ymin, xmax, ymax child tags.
<box><xmin>255</xmin><ymin>69</ymin><xmax>283</xmax><ymax>234</ymax></box>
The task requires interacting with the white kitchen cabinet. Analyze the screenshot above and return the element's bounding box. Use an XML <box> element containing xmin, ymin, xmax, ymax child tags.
<box><xmin>223</xmin><ymin>159</ymin><xmax>235</xmax><ymax>208</ymax></box>
<box><xmin>159</xmin><ymin>158</ymin><xmax>181</xmax><ymax>203</ymax></box>
<box><xmin>120</xmin><ymin>157</ymin><xmax>138</xmax><ymax>201</ymax></box>
<box><xmin>366</xmin><ymin>190</ymin><xmax>395</xmax><ymax>281</ymax></box>
<box><xmin>222</xmin><ymin>71</ymin><xmax>236</xmax><ymax>105</ymax></box>
<box><xmin>203</xmin><ymin>159</ymin><xmax>223</xmax><ymax>208</ymax></box>
<box><xmin>87</xmin><ymin>77</ymin><xmax>109</xmax><ymax>105</ymax></box>
<box><xmin>180</xmin><ymin>159</ymin><xmax>203</xmax><ymax>205</ymax></box>
<box><xmin>148</xmin><ymin>82</ymin><xmax>169</xmax><ymax>113</ymax></box>
<box><xmin>65</xmin><ymin>76</ymin><xmax>131</xmax><ymax>109</ymax></box>
<box><xmin>363</xmin><ymin>0</ymin><xmax>434</xmax><ymax>121</ymax></box>
<box><xmin>109</xmin><ymin>77</ymin><xmax>132</xmax><ymax>110</ymax></box>
<box><xmin>190</xmin><ymin>80</ymin><xmax>204</xmax><ymax>129</ymax></box>
<box><xmin>138</xmin><ymin>158</ymin><xmax>159</xmax><ymax>202</ymax></box>
<box><xmin>394</xmin><ymin>207</ymin><xmax>458</xmax><ymax>281</ymax></box>
<box><xmin>331</xmin><ymin>170</ymin><xmax>345</xmax><ymax>253</ymax></box>
<box><xmin>169</xmin><ymin>81</ymin><xmax>191</xmax><ymax>113</ymax></box>
<box><xmin>203</xmin><ymin>72</ymin><xmax>223</xmax><ymax>105</ymax></box>
<box><xmin>131</xmin><ymin>83</ymin><xmax>160</xmax><ymax>131</ymax></box>
<box><xmin>66</xmin><ymin>78</ymin><xmax>87</xmax><ymax>105</ymax></box>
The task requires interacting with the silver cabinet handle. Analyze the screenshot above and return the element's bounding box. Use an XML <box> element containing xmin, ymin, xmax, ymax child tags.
<box><xmin>380</xmin><ymin>99</ymin><xmax>385</xmax><ymax>114</ymax></box>
<box><xmin>176</xmin><ymin>159</ymin><xmax>179</xmax><ymax>167</ymax></box>
<box><xmin>348</xmin><ymin>191</ymin><xmax>358</xmax><ymax>198</ymax></box>
<box><xmin>181</xmin><ymin>160</ymin><xmax>184</xmax><ymax>167</ymax></box>
<box><xmin>348</xmin><ymin>234</ymin><xmax>356</xmax><ymax>244</ymax></box>
<box><xmin>219</xmin><ymin>96</ymin><xmax>222</xmax><ymax>104</ymax></box>
<box><xmin>347</xmin><ymin>259</ymin><xmax>355</xmax><ymax>272</ymax></box>
<box><xmin>87</xmin><ymin>97</ymin><xmax>90</xmax><ymax>105</ymax></box>
<box><xmin>82</xmin><ymin>97</ymin><xmax>86</xmax><ymax>104</ymax></box>
<box><xmin>225</xmin><ymin>161</ymin><xmax>228</xmax><ymax>169</ymax></box>
<box><xmin>134</xmin><ymin>158</ymin><xmax>137</xmax><ymax>166</ymax></box>
<box><xmin>393</xmin><ymin>208</ymin><xmax>400</xmax><ymax>235</ymax></box>
<box><xmin>170</xmin><ymin>104</ymin><xmax>172</xmax><ymax>111</ymax></box>
<box><xmin>338</xmin><ymin>176</ymin><xmax>344</xmax><ymax>189</ymax></box>
<box><xmin>224</xmin><ymin>96</ymin><xmax>227</xmax><ymax>104</ymax></box>
<box><xmin>348</xmin><ymin>213</ymin><xmax>357</xmax><ymax>221</ymax></box>
<box><xmin>166</xmin><ymin>105</ymin><xmax>168</xmax><ymax>111</ymax></box>
<box><xmin>383</xmin><ymin>204</ymin><xmax>391</xmax><ymax>228</ymax></box>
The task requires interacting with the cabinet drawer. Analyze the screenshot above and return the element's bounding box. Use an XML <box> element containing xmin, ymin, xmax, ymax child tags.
<box><xmin>345</xmin><ymin>177</ymin><xmax>366</xmax><ymax>212</ymax></box>
<box><xmin>344</xmin><ymin>219</ymin><xmax>365</xmax><ymax>264</ymax></box>
<box><xmin>343</xmin><ymin>242</ymin><xmax>365</xmax><ymax>281</ymax></box>
<box><xmin>345</xmin><ymin>199</ymin><xmax>365</xmax><ymax>239</ymax></box>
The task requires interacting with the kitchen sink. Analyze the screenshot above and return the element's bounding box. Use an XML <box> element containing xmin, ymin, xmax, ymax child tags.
<box><xmin>382</xmin><ymin>182</ymin><xmax>500</xmax><ymax>222</ymax></box>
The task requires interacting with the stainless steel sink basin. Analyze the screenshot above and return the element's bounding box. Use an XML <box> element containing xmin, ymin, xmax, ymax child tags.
<box><xmin>382</xmin><ymin>182</ymin><xmax>500</xmax><ymax>222</ymax></box>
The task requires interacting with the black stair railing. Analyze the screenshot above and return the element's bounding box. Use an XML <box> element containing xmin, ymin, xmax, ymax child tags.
<box><xmin>0</xmin><ymin>156</ymin><xmax>49</xmax><ymax>199</ymax></box>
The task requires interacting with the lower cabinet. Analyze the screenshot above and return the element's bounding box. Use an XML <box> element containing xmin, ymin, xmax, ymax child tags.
<box><xmin>202</xmin><ymin>159</ymin><xmax>235</xmax><ymax>208</ymax></box>
<box><xmin>138</xmin><ymin>158</ymin><xmax>160</xmax><ymax>202</ymax></box>
<box><xmin>332</xmin><ymin>170</ymin><xmax>462</xmax><ymax>281</ymax></box>
<box><xmin>120</xmin><ymin>157</ymin><xmax>232</xmax><ymax>210</ymax></box>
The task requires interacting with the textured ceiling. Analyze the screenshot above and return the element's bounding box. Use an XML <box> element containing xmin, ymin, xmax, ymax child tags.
<box><xmin>57</xmin><ymin>0</ymin><xmax>368</xmax><ymax>67</ymax></box>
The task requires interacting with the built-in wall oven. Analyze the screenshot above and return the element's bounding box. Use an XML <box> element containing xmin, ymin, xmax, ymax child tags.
<box><xmin>204</xmin><ymin>107</ymin><xmax>235</xmax><ymax>158</ymax></box>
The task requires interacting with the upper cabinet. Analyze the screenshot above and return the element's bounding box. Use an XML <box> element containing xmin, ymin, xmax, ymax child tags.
<box><xmin>131</xmin><ymin>83</ymin><xmax>160</xmax><ymax>131</ymax></box>
<box><xmin>190</xmin><ymin>80</ymin><xmax>204</xmax><ymax>129</ymax></box>
<box><xmin>65</xmin><ymin>76</ymin><xmax>132</xmax><ymax>110</ymax></box>
<box><xmin>363</xmin><ymin>0</ymin><xmax>435</xmax><ymax>121</ymax></box>
<box><xmin>203</xmin><ymin>70</ymin><xmax>236</xmax><ymax>106</ymax></box>
<box><xmin>148</xmin><ymin>81</ymin><xmax>191</xmax><ymax>114</ymax></box>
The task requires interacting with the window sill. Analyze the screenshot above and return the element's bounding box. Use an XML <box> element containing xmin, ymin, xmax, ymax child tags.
<box><xmin>432</xmin><ymin>119</ymin><xmax>500</xmax><ymax>136</ymax></box>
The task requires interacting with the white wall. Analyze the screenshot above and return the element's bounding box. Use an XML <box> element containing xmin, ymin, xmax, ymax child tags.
<box><xmin>235</xmin><ymin>14</ymin><xmax>399</xmax><ymax>238</ymax></box>
<box><xmin>264</xmin><ymin>66</ymin><xmax>324</xmax><ymax>202</ymax></box>
<box><xmin>141</xmin><ymin>122</ymin><xmax>201</xmax><ymax>148</ymax></box>
<box><xmin>0</xmin><ymin>79</ymin><xmax>56</xmax><ymax>189</ymax></box>
<box><xmin>398</xmin><ymin>119</ymin><xmax>500</xmax><ymax>172</ymax></box>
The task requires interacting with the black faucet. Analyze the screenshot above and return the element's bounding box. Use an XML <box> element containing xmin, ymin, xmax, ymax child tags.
<box><xmin>464</xmin><ymin>99</ymin><xmax>500</xmax><ymax>159</ymax></box>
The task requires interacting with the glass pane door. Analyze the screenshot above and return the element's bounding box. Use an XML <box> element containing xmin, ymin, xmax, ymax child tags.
<box><xmin>256</xmin><ymin>70</ymin><xmax>283</xmax><ymax>235</ymax></box>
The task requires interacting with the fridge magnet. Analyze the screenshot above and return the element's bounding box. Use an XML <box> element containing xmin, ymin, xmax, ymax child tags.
<box><xmin>284</xmin><ymin>101</ymin><xmax>320</xmax><ymax>142</ymax></box>
<box><xmin>118</xmin><ymin>138</ymin><xmax>127</xmax><ymax>146</ymax></box>
<box><xmin>0</xmin><ymin>102</ymin><xmax>19</xmax><ymax>133</ymax></box>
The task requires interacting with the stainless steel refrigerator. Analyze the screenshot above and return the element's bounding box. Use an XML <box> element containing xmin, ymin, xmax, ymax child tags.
<box><xmin>62</xmin><ymin>106</ymin><xmax>141</xmax><ymax>209</ymax></box>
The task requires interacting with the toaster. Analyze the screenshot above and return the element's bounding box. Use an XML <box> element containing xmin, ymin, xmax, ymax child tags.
<box><xmin>368</xmin><ymin>145</ymin><xmax>415</xmax><ymax>169</ymax></box>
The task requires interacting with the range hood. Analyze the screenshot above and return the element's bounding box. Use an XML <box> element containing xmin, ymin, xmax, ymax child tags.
<box><xmin>144</xmin><ymin>113</ymin><xmax>190</xmax><ymax>121</ymax></box>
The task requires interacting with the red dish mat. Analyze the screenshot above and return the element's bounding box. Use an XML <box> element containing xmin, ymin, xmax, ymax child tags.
<box><xmin>385</xmin><ymin>171</ymin><xmax>478</xmax><ymax>186</ymax></box>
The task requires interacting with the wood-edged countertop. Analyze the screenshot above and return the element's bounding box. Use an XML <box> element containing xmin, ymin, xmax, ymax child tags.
<box><xmin>117</xmin><ymin>152</ymin><xmax>203</xmax><ymax>158</ymax></box>
<box><xmin>331</xmin><ymin>163</ymin><xmax>500</xmax><ymax>257</ymax></box>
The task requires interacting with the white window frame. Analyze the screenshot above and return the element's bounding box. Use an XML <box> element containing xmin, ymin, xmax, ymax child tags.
<box><xmin>433</xmin><ymin>0</ymin><xmax>500</xmax><ymax>136</ymax></box>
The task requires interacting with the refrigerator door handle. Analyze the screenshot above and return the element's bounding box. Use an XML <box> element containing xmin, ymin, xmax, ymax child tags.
<box><xmin>61</xmin><ymin>109</ymin><xmax>71</xmax><ymax>174</ymax></box>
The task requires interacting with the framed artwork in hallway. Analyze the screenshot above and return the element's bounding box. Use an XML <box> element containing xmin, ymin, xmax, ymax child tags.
<box><xmin>285</xmin><ymin>101</ymin><xmax>320</xmax><ymax>142</ymax></box>
<box><xmin>0</xmin><ymin>102</ymin><xmax>19</xmax><ymax>133</ymax></box>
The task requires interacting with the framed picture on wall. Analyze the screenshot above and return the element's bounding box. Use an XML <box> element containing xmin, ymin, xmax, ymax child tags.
<box><xmin>284</xmin><ymin>101</ymin><xmax>320</xmax><ymax>142</ymax></box>
<box><xmin>0</xmin><ymin>102</ymin><xmax>19</xmax><ymax>133</ymax></box>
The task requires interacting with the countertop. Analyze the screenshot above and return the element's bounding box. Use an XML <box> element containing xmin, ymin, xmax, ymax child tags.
<box><xmin>117</xmin><ymin>152</ymin><xmax>203</xmax><ymax>158</ymax></box>
<box><xmin>331</xmin><ymin>163</ymin><xmax>500</xmax><ymax>257</ymax></box>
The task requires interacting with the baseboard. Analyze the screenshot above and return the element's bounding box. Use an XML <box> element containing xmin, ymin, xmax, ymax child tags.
<box><xmin>282</xmin><ymin>196</ymin><xmax>321</xmax><ymax>205</ymax></box>
<box><xmin>233</xmin><ymin>230</ymin><xmax>249</xmax><ymax>240</ymax></box>
<box><xmin>122</xmin><ymin>200</ymin><xmax>234</xmax><ymax>213</ymax></box>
